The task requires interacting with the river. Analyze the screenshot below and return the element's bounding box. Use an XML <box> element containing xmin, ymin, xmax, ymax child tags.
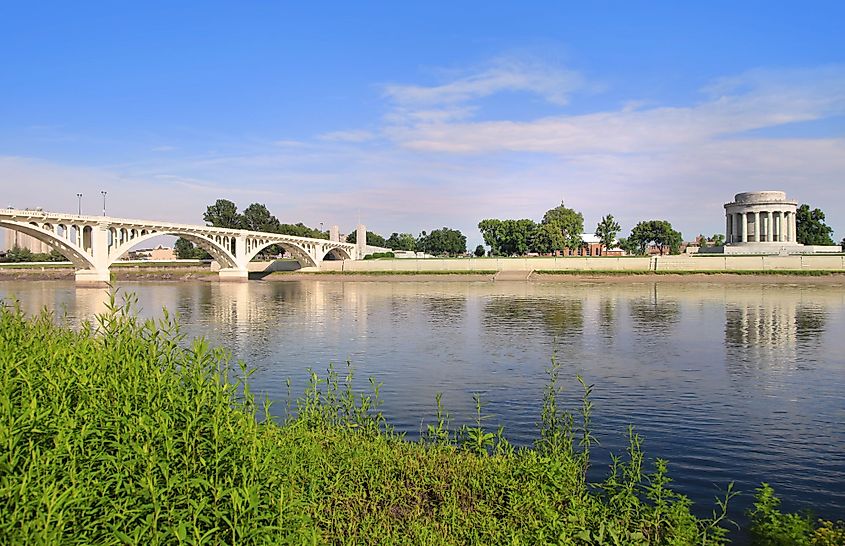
<box><xmin>2</xmin><ymin>279</ymin><xmax>844</xmax><ymax>534</ymax></box>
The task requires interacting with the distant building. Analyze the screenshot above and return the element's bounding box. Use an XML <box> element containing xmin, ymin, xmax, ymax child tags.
<box><xmin>560</xmin><ymin>233</ymin><xmax>624</xmax><ymax>257</ymax></box>
<box><xmin>127</xmin><ymin>245</ymin><xmax>176</xmax><ymax>261</ymax></box>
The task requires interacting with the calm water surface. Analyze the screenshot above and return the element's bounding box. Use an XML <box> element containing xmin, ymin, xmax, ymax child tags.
<box><xmin>2</xmin><ymin>279</ymin><xmax>844</xmax><ymax>535</ymax></box>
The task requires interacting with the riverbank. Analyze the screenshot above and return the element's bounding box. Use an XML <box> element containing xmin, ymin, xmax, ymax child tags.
<box><xmin>4</xmin><ymin>266</ymin><xmax>845</xmax><ymax>285</ymax></box>
<box><xmin>263</xmin><ymin>270</ymin><xmax>845</xmax><ymax>285</ymax></box>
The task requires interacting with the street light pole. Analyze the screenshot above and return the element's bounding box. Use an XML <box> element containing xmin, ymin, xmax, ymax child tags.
<box><xmin>101</xmin><ymin>191</ymin><xmax>107</xmax><ymax>216</ymax></box>
<box><xmin>77</xmin><ymin>193</ymin><xmax>83</xmax><ymax>215</ymax></box>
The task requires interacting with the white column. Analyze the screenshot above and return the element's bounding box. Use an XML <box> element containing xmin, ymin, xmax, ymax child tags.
<box><xmin>791</xmin><ymin>213</ymin><xmax>797</xmax><ymax>243</ymax></box>
<box><xmin>725</xmin><ymin>214</ymin><xmax>731</xmax><ymax>244</ymax></box>
<box><xmin>741</xmin><ymin>212</ymin><xmax>748</xmax><ymax>243</ymax></box>
<box><xmin>785</xmin><ymin>212</ymin><xmax>792</xmax><ymax>242</ymax></box>
<box><xmin>766</xmin><ymin>211</ymin><xmax>773</xmax><ymax>242</ymax></box>
<box><xmin>753</xmin><ymin>211</ymin><xmax>760</xmax><ymax>242</ymax></box>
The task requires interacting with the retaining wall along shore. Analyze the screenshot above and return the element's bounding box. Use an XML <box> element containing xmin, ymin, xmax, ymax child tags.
<box><xmin>316</xmin><ymin>254</ymin><xmax>845</xmax><ymax>272</ymax></box>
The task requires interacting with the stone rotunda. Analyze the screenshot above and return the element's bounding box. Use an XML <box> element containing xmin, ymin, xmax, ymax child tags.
<box><xmin>724</xmin><ymin>191</ymin><xmax>797</xmax><ymax>246</ymax></box>
<box><xmin>717</xmin><ymin>191</ymin><xmax>839</xmax><ymax>255</ymax></box>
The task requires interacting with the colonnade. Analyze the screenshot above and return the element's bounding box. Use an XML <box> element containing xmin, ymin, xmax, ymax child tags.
<box><xmin>725</xmin><ymin>209</ymin><xmax>797</xmax><ymax>244</ymax></box>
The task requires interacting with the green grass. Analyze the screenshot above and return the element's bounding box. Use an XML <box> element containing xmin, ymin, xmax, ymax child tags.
<box><xmin>1</xmin><ymin>293</ymin><xmax>841</xmax><ymax>544</ymax></box>
<box><xmin>111</xmin><ymin>261</ymin><xmax>208</xmax><ymax>268</ymax></box>
<box><xmin>534</xmin><ymin>270</ymin><xmax>845</xmax><ymax>276</ymax></box>
<box><xmin>271</xmin><ymin>270</ymin><xmax>498</xmax><ymax>276</ymax></box>
<box><xmin>0</xmin><ymin>262</ymin><xmax>73</xmax><ymax>269</ymax></box>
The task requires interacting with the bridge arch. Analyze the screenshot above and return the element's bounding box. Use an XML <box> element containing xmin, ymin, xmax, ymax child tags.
<box><xmin>106</xmin><ymin>231</ymin><xmax>238</xmax><ymax>269</ymax></box>
<box><xmin>244</xmin><ymin>239</ymin><xmax>318</xmax><ymax>268</ymax></box>
<box><xmin>323</xmin><ymin>245</ymin><xmax>352</xmax><ymax>261</ymax></box>
<box><xmin>0</xmin><ymin>220</ymin><xmax>95</xmax><ymax>269</ymax></box>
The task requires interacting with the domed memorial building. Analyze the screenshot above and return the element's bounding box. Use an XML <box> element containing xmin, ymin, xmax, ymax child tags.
<box><xmin>714</xmin><ymin>191</ymin><xmax>840</xmax><ymax>255</ymax></box>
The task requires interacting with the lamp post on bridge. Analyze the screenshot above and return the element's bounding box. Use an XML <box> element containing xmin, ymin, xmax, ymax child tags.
<box><xmin>101</xmin><ymin>191</ymin><xmax>107</xmax><ymax>216</ymax></box>
<box><xmin>76</xmin><ymin>193</ymin><xmax>82</xmax><ymax>215</ymax></box>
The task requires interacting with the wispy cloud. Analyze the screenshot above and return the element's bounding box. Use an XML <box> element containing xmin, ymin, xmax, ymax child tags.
<box><xmin>383</xmin><ymin>57</ymin><xmax>584</xmax><ymax>107</ymax></box>
<box><xmin>318</xmin><ymin>130</ymin><xmax>376</xmax><ymax>143</ymax></box>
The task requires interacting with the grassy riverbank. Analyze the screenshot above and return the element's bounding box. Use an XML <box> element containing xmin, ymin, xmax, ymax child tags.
<box><xmin>1</xmin><ymin>295</ymin><xmax>843</xmax><ymax>544</ymax></box>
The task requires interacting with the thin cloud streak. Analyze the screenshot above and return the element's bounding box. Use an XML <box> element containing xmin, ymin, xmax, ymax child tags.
<box><xmin>383</xmin><ymin>57</ymin><xmax>584</xmax><ymax>107</ymax></box>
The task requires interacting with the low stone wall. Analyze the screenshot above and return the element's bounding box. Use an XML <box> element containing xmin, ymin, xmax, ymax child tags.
<box><xmin>317</xmin><ymin>254</ymin><xmax>845</xmax><ymax>273</ymax></box>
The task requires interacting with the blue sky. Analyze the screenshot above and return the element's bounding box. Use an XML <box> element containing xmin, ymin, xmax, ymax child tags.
<box><xmin>1</xmin><ymin>1</ymin><xmax>843</xmax><ymax>246</ymax></box>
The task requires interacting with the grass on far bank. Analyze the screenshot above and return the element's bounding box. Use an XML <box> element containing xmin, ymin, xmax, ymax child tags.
<box><xmin>1</xmin><ymin>293</ymin><xmax>842</xmax><ymax>545</ymax></box>
<box><xmin>271</xmin><ymin>269</ymin><xmax>498</xmax><ymax>276</ymax></box>
<box><xmin>0</xmin><ymin>262</ymin><xmax>74</xmax><ymax>269</ymax></box>
<box><xmin>534</xmin><ymin>270</ymin><xmax>845</xmax><ymax>277</ymax></box>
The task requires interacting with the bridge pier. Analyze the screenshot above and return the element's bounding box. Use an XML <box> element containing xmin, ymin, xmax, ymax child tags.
<box><xmin>218</xmin><ymin>268</ymin><xmax>249</xmax><ymax>282</ymax></box>
<box><xmin>74</xmin><ymin>269</ymin><xmax>111</xmax><ymax>286</ymax></box>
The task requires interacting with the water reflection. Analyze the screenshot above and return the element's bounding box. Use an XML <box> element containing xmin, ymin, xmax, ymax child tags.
<box><xmin>725</xmin><ymin>292</ymin><xmax>827</xmax><ymax>371</ymax></box>
<box><xmin>628</xmin><ymin>284</ymin><xmax>680</xmax><ymax>333</ymax></box>
<box><xmin>1</xmin><ymin>278</ymin><xmax>844</xmax><ymax>529</ymax></box>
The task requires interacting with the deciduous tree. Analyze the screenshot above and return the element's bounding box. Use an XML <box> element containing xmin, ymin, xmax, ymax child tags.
<box><xmin>530</xmin><ymin>222</ymin><xmax>565</xmax><ymax>255</ymax></box>
<box><xmin>418</xmin><ymin>227</ymin><xmax>466</xmax><ymax>256</ymax></box>
<box><xmin>242</xmin><ymin>203</ymin><xmax>281</xmax><ymax>233</ymax></box>
<box><xmin>542</xmin><ymin>202</ymin><xmax>584</xmax><ymax>251</ymax></box>
<box><xmin>385</xmin><ymin>232</ymin><xmax>417</xmax><ymax>251</ymax></box>
<box><xmin>174</xmin><ymin>237</ymin><xmax>210</xmax><ymax>259</ymax></box>
<box><xmin>595</xmin><ymin>215</ymin><xmax>621</xmax><ymax>255</ymax></box>
<box><xmin>796</xmin><ymin>204</ymin><xmax>835</xmax><ymax>245</ymax></box>
<box><xmin>629</xmin><ymin>220</ymin><xmax>683</xmax><ymax>255</ymax></box>
<box><xmin>203</xmin><ymin>199</ymin><xmax>244</xmax><ymax>229</ymax></box>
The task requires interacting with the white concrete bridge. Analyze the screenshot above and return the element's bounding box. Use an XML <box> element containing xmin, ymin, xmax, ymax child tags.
<box><xmin>0</xmin><ymin>208</ymin><xmax>365</xmax><ymax>284</ymax></box>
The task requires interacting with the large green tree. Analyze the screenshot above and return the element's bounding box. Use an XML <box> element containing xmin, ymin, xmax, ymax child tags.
<box><xmin>278</xmin><ymin>223</ymin><xmax>327</xmax><ymax>239</ymax></box>
<box><xmin>174</xmin><ymin>238</ymin><xmax>210</xmax><ymax>260</ymax></box>
<box><xmin>478</xmin><ymin>218</ymin><xmax>538</xmax><ymax>256</ymax></box>
<box><xmin>530</xmin><ymin>222</ymin><xmax>565</xmax><ymax>255</ymax></box>
<box><xmin>796</xmin><ymin>204</ymin><xmax>835</xmax><ymax>245</ymax></box>
<box><xmin>478</xmin><ymin>219</ymin><xmax>505</xmax><ymax>255</ymax></box>
<box><xmin>616</xmin><ymin>237</ymin><xmax>641</xmax><ymax>256</ymax></box>
<box><xmin>595</xmin><ymin>214</ymin><xmax>621</xmax><ymax>256</ymax></box>
<box><xmin>242</xmin><ymin>203</ymin><xmax>281</xmax><ymax>233</ymax></box>
<box><xmin>203</xmin><ymin>199</ymin><xmax>244</xmax><ymax>229</ymax></box>
<box><xmin>542</xmin><ymin>202</ymin><xmax>584</xmax><ymax>251</ymax></box>
<box><xmin>384</xmin><ymin>232</ymin><xmax>417</xmax><ymax>251</ymax></box>
<box><xmin>629</xmin><ymin>220</ymin><xmax>683</xmax><ymax>255</ymax></box>
<box><xmin>418</xmin><ymin>227</ymin><xmax>466</xmax><ymax>256</ymax></box>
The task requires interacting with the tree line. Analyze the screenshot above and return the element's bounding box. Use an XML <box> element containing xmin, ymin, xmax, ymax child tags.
<box><xmin>176</xmin><ymin>199</ymin><xmax>470</xmax><ymax>258</ymax></box>
<box><xmin>346</xmin><ymin>228</ymin><xmax>467</xmax><ymax>257</ymax></box>
<box><xmin>478</xmin><ymin>202</ymin><xmax>684</xmax><ymax>256</ymax></box>
<box><xmin>172</xmin><ymin>198</ymin><xmax>840</xmax><ymax>261</ymax></box>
